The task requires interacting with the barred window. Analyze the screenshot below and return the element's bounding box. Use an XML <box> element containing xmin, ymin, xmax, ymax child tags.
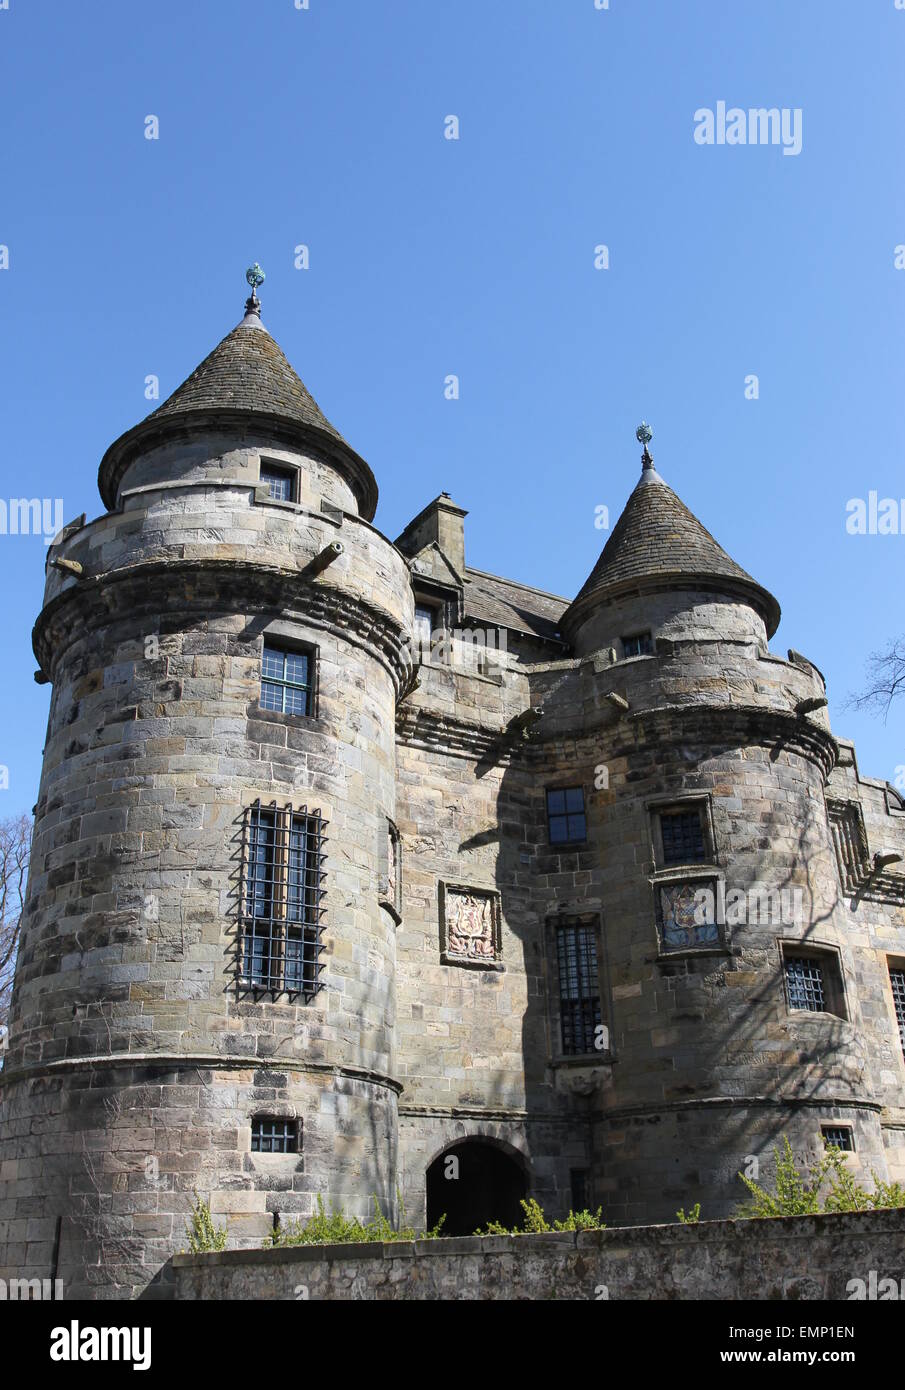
<box><xmin>555</xmin><ymin>919</ymin><xmax>602</xmax><ymax>1055</ymax></box>
<box><xmin>251</xmin><ymin>1117</ymin><xmax>299</xmax><ymax>1154</ymax></box>
<box><xmin>659</xmin><ymin>809</ymin><xmax>706</xmax><ymax>865</ymax></box>
<box><xmin>261</xmin><ymin>642</ymin><xmax>314</xmax><ymax>716</ymax></box>
<box><xmin>547</xmin><ymin>788</ymin><xmax>587</xmax><ymax>846</ymax></box>
<box><xmin>622</xmin><ymin>632</ymin><xmax>653</xmax><ymax>658</ymax></box>
<box><xmin>239</xmin><ymin>801</ymin><xmax>327</xmax><ymax>998</ymax></box>
<box><xmin>890</xmin><ymin>966</ymin><xmax>905</xmax><ymax>1057</ymax></box>
<box><xmin>821</xmin><ymin>1127</ymin><xmax>853</xmax><ymax>1152</ymax></box>
<box><xmin>785</xmin><ymin>955</ymin><xmax>826</xmax><ymax>1012</ymax></box>
<box><xmin>260</xmin><ymin>461</ymin><xmax>297</xmax><ymax>502</ymax></box>
<box><xmin>781</xmin><ymin>947</ymin><xmax>846</xmax><ymax>1019</ymax></box>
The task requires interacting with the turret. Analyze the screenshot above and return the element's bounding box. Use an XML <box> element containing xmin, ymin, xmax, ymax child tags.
<box><xmin>0</xmin><ymin>271</ymin><xmax>412</xmax><ymax>1297</ymax></box>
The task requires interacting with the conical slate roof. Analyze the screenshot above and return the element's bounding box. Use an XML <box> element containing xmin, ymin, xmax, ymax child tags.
<box><xmin>146</xmin><ymin>317</ymin><xmax>348</xmax><ymax>446</ymax></box>
<box><xmin>98</xmin><ymin>305</ymin><xmax>377</xmax><ymax>518</ymax></box>
<box><xmin>563</xmin><ymin>461</ymin><xmax>780</xmax><ymax>638</ymax></box>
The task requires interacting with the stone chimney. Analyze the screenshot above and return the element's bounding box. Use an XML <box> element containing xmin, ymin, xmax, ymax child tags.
<box><xmin>395</xmin><ymin>493</ymin><xmax>468</xmax><ymax>577</ymax></box>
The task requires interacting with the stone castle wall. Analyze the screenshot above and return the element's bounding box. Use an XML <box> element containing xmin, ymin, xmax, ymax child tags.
<box><xmin>168</xmin><ymin>1207</ymin><xmax>905</xmax><ymax>1302</ymax></box>
<box><xmin>2</xmin><ymin>352</ymin><xmax>905</xmax><ymax>1296</ymax></box>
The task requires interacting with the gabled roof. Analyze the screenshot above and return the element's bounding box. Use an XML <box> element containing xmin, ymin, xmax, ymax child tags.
<box><xmin>98</xmin><ymin>307</ymin><xmax>377</xmax><ymax>518</ymax></box>
<box><xmin>562</xmin><ymin>463</ymin><xmax>780</xmax><ymax>638</ymax></box>
<box><xmin>464</xmin><ymin>567</ymin><xmax>567</xmax><ymax>644</ymax></box>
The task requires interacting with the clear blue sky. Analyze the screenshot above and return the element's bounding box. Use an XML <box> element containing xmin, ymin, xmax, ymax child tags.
<box><xmin>1</xmin><ymin>0</ymin><xmax>903</xmax><ymax>813</ymax></box>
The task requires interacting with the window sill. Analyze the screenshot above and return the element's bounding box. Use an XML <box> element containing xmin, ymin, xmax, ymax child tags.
<box><xmin>786</xmin><ymin>1007</ymin><xmax>849</xmax><ymax>1024</ymax></box>
<box><xmin>551</xmin><ymin>1053</ymin><xmax>615</xmax><ymax>1068</ymax></box>
<box><xmin>252</xmin><ymin>703</ymin><xmax>319</xmax><ymax>727</ymax></box>
<box><xmin>651</xmin><ymin>863</ymin><xmax>719</xmax><ymax>879</ymax></box>
<box><xmin>440</xmin><ymin>952</ymin><xmax>505</xmax><ymax>972</ymax></box>
<box><xmin>653</xmin><ymin>946</ymin><xmax>731</xmax><ymax>963</ymax></box>
<box><xmin>253</xmin><ymin>487</ymin><xmax>302</xmax><ymax>512</ymax></box>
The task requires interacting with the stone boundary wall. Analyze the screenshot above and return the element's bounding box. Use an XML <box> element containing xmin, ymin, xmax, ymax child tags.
<box><xmin>169</xmin><ymin>1209</ymin><xmax>905</xmax><ymax>1301</ymax></box>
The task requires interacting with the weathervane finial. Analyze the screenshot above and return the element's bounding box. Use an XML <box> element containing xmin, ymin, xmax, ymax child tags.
<box><xmin>635</xmin><ymin>421</ymin><xmax>653</xmax><ymax>469</ymax></box>
<box><xmin>244</xmin><ymin>263</ymin><xmax>266</xmax><ymax>318</ymax></box>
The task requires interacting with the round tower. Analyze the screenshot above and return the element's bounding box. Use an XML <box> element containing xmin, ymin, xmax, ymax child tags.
<box><xmin>534</xmin><ymin>429</ymin><xmax>889</xmax><ymax>1223</ymax></box>
<box><xmin>0</xmin><ymin>278</ymin><xmax>413</xmax><ymax>1298</ymax></box>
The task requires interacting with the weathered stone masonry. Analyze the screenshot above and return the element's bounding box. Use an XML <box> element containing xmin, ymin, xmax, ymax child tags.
<box><xmin>1</xmin><ymin>295</ymin><xmax>903</xmax><ymax>1297</ymax></box>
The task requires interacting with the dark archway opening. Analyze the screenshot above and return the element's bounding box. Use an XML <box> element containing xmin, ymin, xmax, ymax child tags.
<box><xmin>426</xmin><ymin>1140</ymin><xmax>528</xmax><ymax>1236</ymax></box>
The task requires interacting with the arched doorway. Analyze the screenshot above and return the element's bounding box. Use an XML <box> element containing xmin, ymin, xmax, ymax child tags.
<box><xmin>426</xmin><ymin>1140</ymin><xmax>528</xmax><ymax>1236</ymax></box>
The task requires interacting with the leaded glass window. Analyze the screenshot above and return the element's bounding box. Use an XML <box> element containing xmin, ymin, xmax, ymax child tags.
<box><xmin>261</xmin><ymin>642</ymin><xmax>313</xmax><ymax>716</ymax></box>
<box><xmin>556</xmin><ymin>919</ymin><xmax>601</xmax><ymax>1055</ymax></box>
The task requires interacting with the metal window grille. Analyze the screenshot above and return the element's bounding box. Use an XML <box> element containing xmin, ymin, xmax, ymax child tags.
<box><xmin>239</xmin><ymin>801</ymin><xmax>327</xmax><ymax>998</ymax></box>
<box><xmin>821</xmin><ymin>1127</ymin><xmax>853</xmax><ymax>1152</ymax></box>
<box><xmin>556</xmin><ymin>920</ymin><xmax>601</xmax><ymax>1055</ymax></box>
<box><xmin>785</xmin><ymin>956</ymin><xmax>826</xmax><ymax>1012</ymax></box>
<box><xmin>547</xmin><ymin>788</ymin><xmax>587</xmax><ymax>846</ymax></box>
<box><xmin>261</xmin><ymin>463</ymin><xmax>296</xmax><ymax>502</ymax></box>
<box><xmin>251</xmin><ymin>1117</ymin><xmax>298</xmax><ymax>1153</ymax></box>
<box><xmin>261</xmin><ymin>642</ymin><xmax>313</xmax><ymax>716</ymax></box>
<box><xmin>890</xmin><ymin>967</ymin><xmax>905</xmax><ymax>1056</ymax></box>
<box><xmin>660</xmin><ymin>809</ymin><xmax>706</xmax><ymax>865</ymax></box>
<box><xmin>622</xmin><ymin>632</ymin><xmax>653</xmax><ymax>658</ymax></box>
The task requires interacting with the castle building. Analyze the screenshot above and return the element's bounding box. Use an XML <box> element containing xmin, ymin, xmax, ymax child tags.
<box><xmin>1</xmin><ymin>282</ymin><xmax>904</xmax><ymax>1298</ymax></box>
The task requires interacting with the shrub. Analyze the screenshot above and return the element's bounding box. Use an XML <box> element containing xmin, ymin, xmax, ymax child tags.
<box><xmin>183</xmin><ymin>1192</ymin><xmax>229</xmax><ymax>1253</ymax></box>
<box><xmin>475</xmin><ymin>1198</ymin><xmax>605</xmax><ymax>1236</ymax></box>
<box><xmin>736</xmin><ymin>1137</ymin><xmax>905</xmax><ymax>1218</ymax></box>
<box><xmin>268</xmin><ymin>1193</ymin><xmax>445</xmax><ymax>1247</ymax></box>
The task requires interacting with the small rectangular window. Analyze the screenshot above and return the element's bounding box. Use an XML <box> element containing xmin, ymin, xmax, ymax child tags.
<box><xmin>622</xmin><ymin>632</ymin><xmax>653</xmax><ymax>658</ymax></box>
<box><xmin>785</xmin><ymin>955</ymin><xmax>826</xmax><ymax>1012</ymax></box>
<box><xmin>240</xmin><ymin>801</ymin><xmax>327</xmax><ymax>998</ymax></box>
<box><xmin>780</xmin><ymin>948</ymin><xmax>846</xmax><ymax>1021</ymax></box>
<box><xmin>890</xmin><ymin>966</ymin><xmax>905</xmax><ymax>1057</ymax></box>
<box><xmin>413</xmin><ymin>603</ymin><xmax>439</xmax><ymax>661</ymax></box>
<box><xmin>659</xmin><ymin>808</ymin><xmax>706</xmax><ymax>865</ymax></box>
<box><xmin>821</xmin><ymin>1126</ymin><xmax>854</xmax><ymax>1152</ymax></box>
<box><xmin>555</xmin><ymin>919</ymin><xmax>601</xmax><ymax>1055</ymax></box>
<box><xmin>570</xmin><ymin>1169</ymin><xmax>591</xmax><ymax>1212</ymax></box>
<box><xmin>251</xmin><ymin>1117</ymin><xmax>299</xmax><ymax>1154</ymax></box>
<box><xmin>547</xmin><ymin>788</ymin><xmax>587</xmax><ymax>846</ymax></box>
<box><xmin>260</xmin><ymin>462</ymin><xmax>297</xmax><ymax>502</ymax></box>
<box><xmin>261</xmin><ymin>642</ymin><xmax>314</xmax><ymax>716</ymax></box>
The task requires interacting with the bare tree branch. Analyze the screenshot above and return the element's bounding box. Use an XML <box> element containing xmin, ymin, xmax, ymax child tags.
<box><xmin>0</xmin><ymin>813</ymin><xmax>33</xmax><ymax>1045</ymax></box>
<box><xmin>845</xmin><ymin>636</ymin><xmax>905</xmax><ymax>722</ymax></box>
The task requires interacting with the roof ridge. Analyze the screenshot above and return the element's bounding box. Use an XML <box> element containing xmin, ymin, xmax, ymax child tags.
<box><xmin>464</xmin><ymin>565</ymin><xmax>570</xmax><ymax>605</ymax></box>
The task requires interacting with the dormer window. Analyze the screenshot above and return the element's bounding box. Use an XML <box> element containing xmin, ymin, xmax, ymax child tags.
<box><xmin>260</xmin><ymin>461</ymin><xmax>297</xmax><ymax>503</ymax></box>
<box><xmin>622</xmin><ymin>632</ymin><xmax>653</xmax><ymax>658</ymax></box>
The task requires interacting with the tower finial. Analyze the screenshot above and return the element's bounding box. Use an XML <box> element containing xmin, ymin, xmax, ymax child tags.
<box><xmin>244</xmin><ymin>262</ymin><xmax>265</xmax><ymax>318</ymax></box>
<box><xmin>635</xmin><ymin>421</ymin><xmax>653</xmax><ymax>469</ymax></box>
